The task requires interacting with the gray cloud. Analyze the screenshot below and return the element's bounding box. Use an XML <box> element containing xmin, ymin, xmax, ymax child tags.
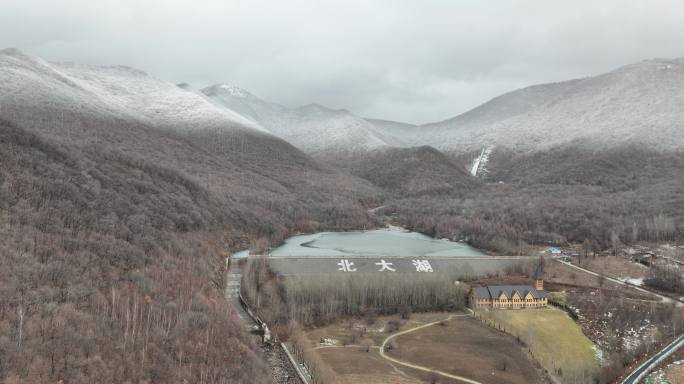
<box><xmin>2</xmin><ymin>0</ymin><xmax>684</xmax><ymax>124</ymax></box>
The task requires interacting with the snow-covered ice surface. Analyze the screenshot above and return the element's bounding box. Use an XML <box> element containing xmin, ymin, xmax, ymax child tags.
<box><xmin>0</xmin><ymin>48</ymin><xmax>265</xmax><ymax>134</ymax></box>
<box><xmin>231</xmin><ymin>228</ymin><xmax>483</xmax><ymax>258</ymax></box>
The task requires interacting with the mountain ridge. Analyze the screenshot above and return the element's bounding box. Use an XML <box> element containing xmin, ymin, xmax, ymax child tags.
<box><xmin>202</xmin><ymin>83</ymin><xmax>399</xmax><ymax>158</ymax></box>
<box><xmin>203</xmin><ymin>56</ymin><xmax>684</xmax><ymax>156</ymax></box>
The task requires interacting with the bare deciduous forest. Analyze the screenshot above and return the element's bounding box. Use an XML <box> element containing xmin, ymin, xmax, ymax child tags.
<box><xmin>386</xmin><ymin>145</ymin><xmax>684</xmax><ymax>254</ymax></box>
<box><xmin>240</xmin><ymin>257</ymin><xmax>468</xmax><ymax>333</ymax></box>
<box><xmin>0</xmin><ymin>115</ymin><xmax>380</xmax><ymax>383</ymax></box>
<box><xmin>2</xmin><ymin>75</ymin><xmax>684</xmax><ymax>384</ymax></box>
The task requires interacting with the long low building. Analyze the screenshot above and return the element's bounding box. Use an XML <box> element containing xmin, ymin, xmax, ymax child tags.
<box><xmin>469</xmin><ymin>260</ymin><xmax>547</xmax><ymax>309</ymax></box>
<box><xmin>470</xmin><ymin>285</ymin><xmax>547</xmax><ymax>309</ymax></box>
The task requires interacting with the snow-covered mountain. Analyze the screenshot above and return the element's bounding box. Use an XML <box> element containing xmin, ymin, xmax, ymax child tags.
<box><xmin>203</xmin><ymin>57</ymin><xmax>684</xmax><ymax>159</ymax></box>
<box><xmin>8</xmin><ymin>46</ymin><xmax>680</xmax><ymax>167</ymax></box>
<box><xmin>407</xmin><ymin>58</ymin><xmax>684</xmax><ymax>153</ymax></box>
<box><xmin>0</xmin><ymin>48</ymin><xmax>380</xmax><ymax>222</ymax></box>
<box><xmin>202</xmin><ymin>84</ymin><xmax>401</xmax><ymax>157</ymax></box>
<box><xmin>0</xmin><ymin>48</ymin><xmax>264</xmax><ymax>134</ymax></box>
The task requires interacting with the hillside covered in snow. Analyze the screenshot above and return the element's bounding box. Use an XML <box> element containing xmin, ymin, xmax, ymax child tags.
<box><xmin>202</xmin><ymin>84</ymin><xmax>402</xmax><ymax>158</ymax></box>
<box><xmin>0</xmin><ymin>48</ymin><xmax>380</xmax><ymax>230</ymax></box>
<box><xmin>0</xmin><ymin>48</ymin><xmax>264</xmax><ymax>135</ymax></box>
<box><xmin>202</xmin><ymin>57</ymin><xmax>684</xmax><ymax>163</ymax></box>
<box><xmin>403</xmin><ymin>58</ymin><xmax>684</xmax><ymax>153</ymax></box>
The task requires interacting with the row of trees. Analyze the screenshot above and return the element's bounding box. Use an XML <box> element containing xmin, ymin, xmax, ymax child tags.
<box><xmin>386</xmin><ymin>190</ymin><xmax>682</xmax><ymax>255</ymax></box>
<box><xmin>283</xmin><ymin>272</ymin><xmax>468</xmax><ymax>326</ymax></box>
<box><xmin>645</xmin><ymin>264</ymin><xmax>684</xmax><ymax>294</ymax></box>
<box><xmin>241</xmin><ymin>257</ymin><xmax>469</xmax><ymax>330</ymax></box>
<box><xmin>289</xmin><ymin>330</ymin><xmax>338</xmax><ymax>384</ymax></box>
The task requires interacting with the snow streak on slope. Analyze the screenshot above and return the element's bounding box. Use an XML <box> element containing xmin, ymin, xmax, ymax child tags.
<box><xmin>469</xmin><ymin>146</ymin><xmax>494</xmax><ymax>177</ymax></box>
<box><xmin>202</xmin><ymin>84</ymin><xmax>401</xmax><ymax>157</ymax></box>
<box><xmin>0</xmin><ymin>48</ymin><xmax>265</xmax><ymax>134</ymax></box>
<box><xmin>470</xmin><ymin>147</ymin><xmax>494</xmax><ymax>176</ymax></box>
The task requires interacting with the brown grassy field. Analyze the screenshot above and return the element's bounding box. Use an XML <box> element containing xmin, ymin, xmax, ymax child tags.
<box><xmin>306</xmin><ymin>312</ymin><xmax>454</xmax><ymax>348</ymax></box>
<box><xmin>304</xmin><ymin>313</ymin><xmax>546</xmax><ymax>384</ymax></box>
<box><xmin>388</xmin><ymin>316</ymin><xmax>546</xmax><ymax>384</ymax></box>
<box><xmin>544</xmin><ymin>260</ymin><xmax>659</xmax><ymax>302</ymax></box>
<box><xmin>478</xmin><ymin>308</ymin><xmax>599</xmax><ymax>382</ymax></box>
<box><xmin>316</xmin><ymin>347</ymin><xmax>435</xmax><ymax>384</ymax></box>
<box><xmin>572</xmin><ymin>256</ymin><xmax>649</xmax><ymax>281</ymax></box>
<box><xmin>544</xmin><ymin>261</ymin><xmax>618</xmax><ymax>288</ymax></box>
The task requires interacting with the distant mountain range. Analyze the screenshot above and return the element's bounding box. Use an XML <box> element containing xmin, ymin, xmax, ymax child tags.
<box><xmin>202</xmin><ymin>58</ymin><xmax>684</xmax><ymax>158</ymax></box>
<box><xmin>201</xmin><ymin>83</ymin><xmax>400</xmax><ymax>157</ymax></box>
<box><xmin>2</xmin><ymin>48</ymin><xmax>682</xmax><ymax>198</ymax></box>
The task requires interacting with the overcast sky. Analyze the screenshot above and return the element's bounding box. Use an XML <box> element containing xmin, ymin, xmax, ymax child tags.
<box><xmin>2</xmin><ymin>1</ymin><xmax>684</xmax><ymax>124</ymax></box>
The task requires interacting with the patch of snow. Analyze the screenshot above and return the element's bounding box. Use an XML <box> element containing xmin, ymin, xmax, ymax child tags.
<box><xmin>218</xmin><ymin>84</ymin><xmax>248</xmax><ymax>97</ymax></box>
<box><xmin>618</xmin><ymin>277</ymin><xmax>645</xmax><ymax>286</ymax></box>
<box><xmin>319</xmin><ymin>338</ymin><xmax>337</xmax><ymax>346</ymax></box>
<box><xmin>470</xmin><ymin>145</ymin><xmax>494</xmax><ymax>176</ymax></box>
<box><xmin>386</xmin><ymin>225</ymin><xmax>409</xmax><ymax>232</ymax></box>
<box><xmin>592</xmin><ymin>345</ymin><xmax>608</xmax><ymax>366</ymax></box>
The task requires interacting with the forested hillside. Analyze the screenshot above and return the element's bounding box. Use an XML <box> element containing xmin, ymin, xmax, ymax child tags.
<box><xmin>386</xmin><ymin>144</ymin><xmax>684</xmax><ymax>253</ymax></box>
<box><xmin>0</xmin><ymin>121</ymin><xmax>270</xmax><ymax>382</ymax></box>
<box><xmin>2</xmin><ymin>48</ymin><xmax>684</xmax><ymax>383</ymax></box>
<box><xmin>0</xmin><ymin>49</ymin><xmax>380</xmax><ymax>383</ymax></box>
<box><xmin>343</xmin><ymin>146</ymin><xmax>478</xmax><ymax>196</ymax></box>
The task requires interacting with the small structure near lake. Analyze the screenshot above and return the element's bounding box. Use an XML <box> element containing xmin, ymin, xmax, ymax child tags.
<box><xmin>469</xmin><ymin>260</ymin><xmax>547</xmax><ymax>309</ymax></box>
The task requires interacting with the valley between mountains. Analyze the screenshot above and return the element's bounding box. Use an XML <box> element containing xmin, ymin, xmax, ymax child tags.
<box><xmin>1</xmin><ymin>48</ymin><xmax>683</xmax><ymax>383</ymax></box>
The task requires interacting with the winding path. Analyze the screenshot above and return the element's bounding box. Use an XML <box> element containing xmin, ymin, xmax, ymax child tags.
<box><xmin>378</xmin><ymin>310</ymin><xmax>483</xmax><ymax>384</ymax></box>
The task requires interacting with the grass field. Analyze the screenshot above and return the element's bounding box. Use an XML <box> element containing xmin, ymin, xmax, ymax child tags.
<box><xmin>572</xmin><ymin>256</ymin><xmax>649</xmax><ymax>281</ymax></box>
<box><xmin>478</xmin><ymin>308</ymin><xmax>599</xmax><ymax>382</ymax></box>
<box><xmin>305</xmin><ymin>313</ymin><xmax>459</xmax><ymax>384</ymax></box>
<box><xmin>544</xmin><ymin>261</ymin><xmax>617</xmax><ymax>288</ymax></box>
<box><xmin>306</xmin><ymin>312</ymin><xmax>453</xmax><ymax>348</ymax></box>
<box><xmin>304</xmin><ymin>312</ymin><xmax>545</xmax><ymax>384</ymax></box>
<box><xmin>316</xmin><ymin>347</ymin><xmax>429</xmax><ymax>384</ymax></box>
<box><xmin>389</xmin><ymin>317</ymin><xmax>545</xmax><ymax>384</ymax></box>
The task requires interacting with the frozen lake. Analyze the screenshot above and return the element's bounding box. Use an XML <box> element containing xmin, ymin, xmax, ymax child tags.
<box><xmin>233</xmin><ymin>227</ymin><xmax>483</xmax><ymax>258</ymax></box>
